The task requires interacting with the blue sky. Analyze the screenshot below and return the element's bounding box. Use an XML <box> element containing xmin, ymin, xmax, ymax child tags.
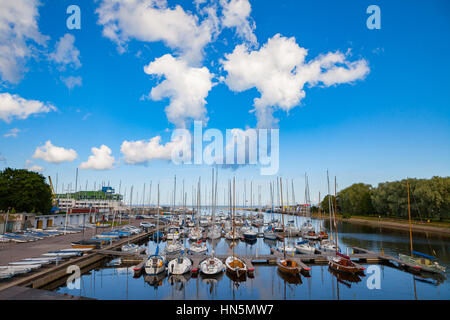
<box><xmin>0</xmin><ymin>0</ymin><xmax>449</xmax><ymax>205</ymax></box>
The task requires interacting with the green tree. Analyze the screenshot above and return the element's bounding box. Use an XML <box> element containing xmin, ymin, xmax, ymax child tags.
<box><xmin>320</xmin><ymin>194</ymin><xmax>336</xmax><ymax>215</ymax></box>
<box><xmin>338</xmin><ymin>183</ymin><xmax>375</xmax><ymax>217</ymax></box>
<box><xmin>0</xmin><ymin>168</ymin><xmax>52</xmax><ymax>214</ymax></box>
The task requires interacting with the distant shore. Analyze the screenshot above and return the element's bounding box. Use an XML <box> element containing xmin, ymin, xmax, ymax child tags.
<box><xmin>309</xmin><ymin>213</ymin><xmax>450</xmax><ymax>237</ymax></box>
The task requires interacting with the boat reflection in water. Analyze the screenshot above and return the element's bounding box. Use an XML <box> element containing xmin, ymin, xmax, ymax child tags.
<box><xmin>201</xmin><ymin>272</ymin><xmax>223</xmax><ymax>295</ymax></box>
<box><xmin>226</xmin><ymin>268</ymin><xmax>247</xmax><ymax>283</ymax></box>
<box><xmin>144</xmin><ymin>271</ymin><xmax>166</xmax><ymax>288</ymax></box>
<box><xmin>277</xmin><ymin>269</ymin><xmax>303</xmax><ymax>285</ymax></box>
<box><xmin>328</xmin><ymin>267</ymin><xmax>363</xmax><ymax>288</ymax></box>
<box><xmin>168</xmin><ymin>273</ymin><xmax>191</xmax><ymax>291</ymax></box>
<box><xmin>413</xmin><ymin>272</ymin><xmax>446</xmax><ymax>286</ymax></box>
<box><xmin>263</xmin><ymin>238</ymin><xmax>278</xmax><ymax>248</ymax></box>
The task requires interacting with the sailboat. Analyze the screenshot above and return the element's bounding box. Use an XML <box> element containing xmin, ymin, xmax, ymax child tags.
<box><xmin>277</xmin><ymin>177</ymin><xmax>301</xmax><ymax>275</ymax></box>
<box><xmin>277</xmin><ymin>179</ymin><xmax>296</xmax><ymax>255</ymax></box>
<box><xmin>189</xmin><ymin>178</ymin><xmax>204</xmax><ymax>241</ymax></box>
<box><xmin>327</xmin><ymin>174</ymin><xmax>365</xmax><ymax>274</ymax></box>
<box><xmin>225</xmin><ymin>177</ymin><xmax>248</xmax><ymax>278</ymax></box>
<box><xmin>398</xmin><ymin>179</ymin><xmax>446</xmax><ymax>274</ymax></box>
<box><xmin>200</xmin><ymin>248</ymin><xmax>224</xmax><ymax>276</ymax></box>
<box><xmin>145</xmin><ymin>182</ymin><xmax>167</xmax><ymax>275</ymax></box>
<box><xmin>295</xmin><ymin>240</ymin><xmax>316</xmax><ymax>254</ymax></box>
<box><xmin>189</xmin><ymin>177</ymin><xmax>208</xmax><ymax>254</ymax></box>
<box><xmin>317</xmin><ymin>191</ymin><xmax>329</xmax><ymax>240</ymax></box>
<box><xmin>168</xmin><ymin>250</ymin><xmax>192</xmax><ymax>275</ymax></box>
<box><xmin>264</xmin><ymin>181</ymin><xmax>278</xmax><ymax>240</ymax></box>
<box><xmin>207</xmin><ymin>168</ymin><xmax>222</xmax><ymax>240</ymax></box>
<box><xmin>319</xmin><ymin>173</ymin><xmax>340</xmax><ymax>253</ymax></box>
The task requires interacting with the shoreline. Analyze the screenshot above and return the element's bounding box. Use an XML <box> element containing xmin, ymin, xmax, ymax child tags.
<box><xmin>309</xmin><ymin>213</ymin><xmax>450</xmax><ymax>237</ymax></box>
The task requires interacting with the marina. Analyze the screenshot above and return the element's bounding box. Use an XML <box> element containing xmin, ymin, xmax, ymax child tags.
<box><xmin>0</xmin><ymin>211</ymin><xmax>448</xmax><ymax>299</ymax></box>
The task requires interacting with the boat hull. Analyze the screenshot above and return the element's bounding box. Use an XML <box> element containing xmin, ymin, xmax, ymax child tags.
<box><xmin>277</xmin><ymin>258</ymin><xmax>300</xmax><ymax>275</ymax></box>
<box><xmin>328</xmin><ymin>257</ymin><xmax>362</xmax><ymax>274</ymax></box>
<box><xmin>225</xmin><ymin>256</ymin><xmax>247</xmax><ymax>278</ymax></box>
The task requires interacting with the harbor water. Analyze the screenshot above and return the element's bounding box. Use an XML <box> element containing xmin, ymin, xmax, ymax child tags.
<box><xmin>54</xmin><ymin>212</ymin><xmax>450</xmax><ymax>300</ymax></box>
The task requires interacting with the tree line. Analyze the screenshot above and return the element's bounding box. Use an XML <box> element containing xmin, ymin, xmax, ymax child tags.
<box><xmin>316</xmin><ymin>176</ymin><xmax>450</xmax><ymax>222</ymax></box>
<box><xmin>0</xmin><ymin>168</ymin><xmax>52</xmax><ymax>214</ymax></box>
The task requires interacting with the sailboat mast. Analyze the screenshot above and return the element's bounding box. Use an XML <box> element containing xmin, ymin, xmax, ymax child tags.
<box><xmin>327</xmin><ymin>170</ymin><xmax>333</xmax><ymax>242</ymax></box>
<box><xmin>334</xmin><ymin>176</ymin><xmax>338</xmax><ymax>253</ymax></box>
<box><xmin>157</xmin><ymin>182</ymin><xmax>160</xmax><ymax>243</ymax></box>
<box><xmin>407</xmin><ymin>179</ymin><xmax>413</xmax><ymax>255</ymax></box>
<box><xmin>280</xmin><ymin>177</ymin><xmax>286</xmax><ymax>259</ymax></box>
<box><xmin>233</xmin><ymin>177</ymin><xmax>236</xmax><ymax>258</ymax></box>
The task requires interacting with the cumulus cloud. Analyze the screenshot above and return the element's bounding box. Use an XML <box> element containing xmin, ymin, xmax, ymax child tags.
<box><xmin>143</xmin><ymin>54</ymin><xmax>214</xmax><ymax>128</ymax></box>
<box><xmin>220</xmin><ymin>0</ymin><xmax>257</xmax><ymax>45</ymax></box>
<box><xmin>0</xmin><ymin>92</ymin><xmax>56</xmax><ymax>123</ymax></box>
<box><xmin>96</xmin><ymin>0</ymin><xmax>217</xmax><ymax>65</ymax></box>
<box><xmin>221</xmin><ymin>34</ymin><xmax>370</xmax><ymax>127</ymax></box>
<box><xmin>49</xmin><ymin>33</ymin><xmax>81</xmax><ymax>69</ymax></box>
<box><xmin>3</xmin><ymin>128</ymin><xmax>20</xmax><ymax>138</ymax></box>
<box><xmin>32</xmin><ymin>140</ymin><xmax>77</xmax><ymax>164</ymax></box>
<box><xmin>0</xmin><ymin>0</ymin><xmax>49</xmax><ymax>83</ymax></box>
<box><xmin>61</xmin><ymin>75</ymin><xmax>82</xmax><ymax>89</ymax></box>
<box><xmin>28</xmin><ymin>164</ymin><xmax>44</xmax><ymax>172</ymax></box>
<box><xmin>79</xmin><ymin>145</ymin><xmax>115</xmax><ymax>170</ymax></box>
<box><xmin>121</xmin><ymin>134</ymin><xmax>190</xmax><ymax>164</ymax></box>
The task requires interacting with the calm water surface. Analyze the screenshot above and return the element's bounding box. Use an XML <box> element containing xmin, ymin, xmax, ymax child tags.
<box><xmin>55</xmin><ymin>212</ymin><xmax>450</xmax><ymax>300</ymax></box>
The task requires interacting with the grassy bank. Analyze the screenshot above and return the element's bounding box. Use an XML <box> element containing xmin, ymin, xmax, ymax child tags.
<box><xmin>309</xmin><ymin>212</ymin><xmax>450</xmax><ymax>236</ymax></box>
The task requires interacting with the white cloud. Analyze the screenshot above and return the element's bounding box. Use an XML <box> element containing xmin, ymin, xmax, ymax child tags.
<box><xmin>28</xmin><ymin>164</ymin><xmax>44</xmax><ymax>172</ymax></box>
<box><xmin>61</xmin><ymin>75</ymin><xmax>82</xmax><ymax>89</ymax></box>
<box><xmin>49</xmin><ymin>33</ymin><xmax>81</xmax><ymax>69</ymax></box>
<box><xmin>143</xmin><ymin>54</ymin><xmax>214</xmax><ymax>128</ymax></box>
<box><xmin>79</xmin><ymin>145</ymin><xmax>115</xmax><ymax>170</ymax></box>
<box><xmin>121</xmin><ymin>134</ymin><xmax>189</xmax><ymax>164</ymax></box>
<box><xmin>32</xmin><ymin>140</ymin><xmax>78</xmax><ymax>164</ymax></box>
<box><xmin>0</xmin><ymin>92</ymin><xmax>56</xmax><ymax>123</ymax></box>
<box><xmin>96</xmin><ymin>0</ymin><xmax>216</xmax><ymax>65</ymax></box>
<box><xmin>220</xmin><ymin>0</ymin><xmax>257</xmax><ymax>45</ymax></box>
<box><xmin>0</xmin><ymin>0</ymin><xmax>49</xmax><ymax>83</ymax></box>
<box><xmin>221</xmin><ymin>34</ymin><xmax>370</xmax><ymax>127</ymax></box>
<box><xmin>3</xmin><ymin>128</ymin><xmax>20</xmax><ymax>138</ymax></box>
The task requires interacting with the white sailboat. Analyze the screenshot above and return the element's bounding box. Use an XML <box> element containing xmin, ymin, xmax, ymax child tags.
<box><xmin>168</xmin><ymin>252</ymin><xmax>192</xmax><ymax>275</ymax></box>
<box><xmin>225</xmin><ymin>177</ymin><xmax>248</xmax><ymax>278</ymax></box>
<box><xmin>145</xmin><ymin>182</ymin><xmax>167</xmax><ymax>275</ymax></box>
